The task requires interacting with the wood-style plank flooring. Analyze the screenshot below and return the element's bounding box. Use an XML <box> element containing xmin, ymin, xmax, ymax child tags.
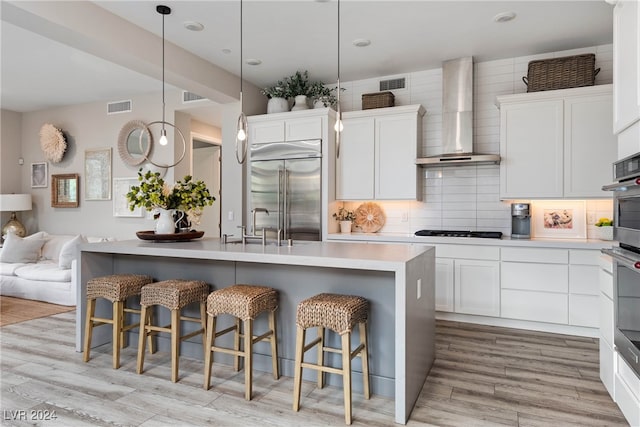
<box><xmin>0</xmin><ymin>312</ymin><xmax>629</xmax><ymax>426</ymax></box>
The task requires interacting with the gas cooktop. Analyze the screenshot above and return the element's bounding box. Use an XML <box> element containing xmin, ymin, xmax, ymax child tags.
<box><xmin>415</xmin><ymin>230</ymin><xmax>503</xmax><ymax>239</ymax></box>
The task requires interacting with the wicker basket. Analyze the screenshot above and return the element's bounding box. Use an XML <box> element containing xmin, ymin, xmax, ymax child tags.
<box><xmin>523</xmin><ymin>54</ymin><xmax>600</xmax><ymax>92</ymax></box>
<box><xmin>362</xmin><ymin>91</ymin><xmax>395</xmax><ymax>109</ymax></box>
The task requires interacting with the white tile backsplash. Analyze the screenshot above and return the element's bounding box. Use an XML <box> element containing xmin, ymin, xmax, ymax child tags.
<box><xmin>339</xmin><ymin>44</ymin><xmax>613</xmax><ymax>236</ymax></box>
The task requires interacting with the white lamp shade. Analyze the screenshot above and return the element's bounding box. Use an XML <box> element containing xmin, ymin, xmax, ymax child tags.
<box><xmin>0</xmin><ymin>194</ymin><xmax>32</xmax><ymax>212</ymax></box>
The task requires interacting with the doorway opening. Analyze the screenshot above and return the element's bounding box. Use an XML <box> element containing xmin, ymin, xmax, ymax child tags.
<box><xmin>191</xmin><ymin>133</ymin><xmax>221</xmax><ymax>237</ymax></box>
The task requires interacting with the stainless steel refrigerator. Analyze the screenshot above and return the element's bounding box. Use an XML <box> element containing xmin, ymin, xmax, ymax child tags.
<box><xmin>249</xmin><ymin>139</ymin><xmax>322</xmax><ymax>241</ymax></box>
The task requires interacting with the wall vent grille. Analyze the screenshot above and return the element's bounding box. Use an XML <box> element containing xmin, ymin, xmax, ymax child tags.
<box><xmin>380</xmin><ymin>77</ymin><xmax>406</xmax><ymax>91</ymax></box>
<box><xmin>107</xmin><ymin>100</ymin><xmax>132</xmax><ymax>114</ymax></box>
<box><xmin>183</xmin><ymin>91</ymin><xmax>206</xmax><ymax>103</ymax></box>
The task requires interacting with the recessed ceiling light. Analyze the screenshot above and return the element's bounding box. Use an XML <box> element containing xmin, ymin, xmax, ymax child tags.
<box><xmin>353</xmin><ymin>38</ymin><xmax>371</xmax><ymax>48</ymax></box>
<box><xmin>222</xmin><ymin>48</ymin><xmax>232</xmax><ymax>54</ymax></box>
<box><xmin>493</xmin><ymin>11</ymin><xmax>516</xmax><ymax>23</ymax></box>
<box><xmin>246</xmin><ymin>59</ymin><xmax>262</xmax><ymax>66</ymax></box>
<box><xmin>184</xmin><ymin>21</ymin><xmax>204</xmax><ymax>31</ymax></box>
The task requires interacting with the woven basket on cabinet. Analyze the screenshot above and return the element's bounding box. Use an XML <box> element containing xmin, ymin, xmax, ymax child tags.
<box><xmin>523</xmin><ymin>54</ymin><xmax>600</xmax><ymax>92</ymax></box>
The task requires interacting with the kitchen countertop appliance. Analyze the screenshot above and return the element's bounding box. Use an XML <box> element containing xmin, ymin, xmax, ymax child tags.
<box><xmin>511</xmin><ymin>203</ymin><xmax>531</xmax><ymax>239</ymax></box>
<box><xmin>602</xmin><ymin>151</ymin><xmax>640</xmax><ymax>379</ymax></box>
<box><xmin>249</xmin><ymin>139</ymin><xmax>322</xmax><ymax>241</ymax></box>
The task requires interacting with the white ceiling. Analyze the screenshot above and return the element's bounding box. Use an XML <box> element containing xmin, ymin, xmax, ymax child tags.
<box><xmin>1</xmin><ymin>0</ymin><xmax>614</xmax><ymax>124</ymax></box>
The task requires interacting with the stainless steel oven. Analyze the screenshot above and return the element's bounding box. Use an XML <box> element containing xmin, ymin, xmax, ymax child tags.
<box><xmin>603</xmin><ymin>151</ymin><xmax>640</xmax><ymax>378</ymax></box>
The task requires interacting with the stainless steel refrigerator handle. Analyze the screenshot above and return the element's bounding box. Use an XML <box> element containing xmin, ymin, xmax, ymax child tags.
<box><xmin>277</xmin><ymin>169</ymin><xmax>282</xmax><ymax>236</ymax></box>
<box><xmin>283</xmin><ymin>168</ymin><xmax>289</xmax><ymax>239</ymax></box>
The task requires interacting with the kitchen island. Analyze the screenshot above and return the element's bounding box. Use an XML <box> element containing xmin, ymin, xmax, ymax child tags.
<box><xmin>76</xmin><ymin>238</ymin><xmax>435</xmax><ymax>424</ymax></box>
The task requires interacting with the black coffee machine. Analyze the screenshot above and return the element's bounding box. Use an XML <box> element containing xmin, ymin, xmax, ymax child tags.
<box><xmin>511</xmin><ymin>203</ymin><xmax>531</xmax><ymax>239</ymax></box>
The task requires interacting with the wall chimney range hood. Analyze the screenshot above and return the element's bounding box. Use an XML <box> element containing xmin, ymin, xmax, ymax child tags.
<box><xmin>416</xmin><ymin>57</ymin><xmax>500</xmax><ymax>167</ymax></box>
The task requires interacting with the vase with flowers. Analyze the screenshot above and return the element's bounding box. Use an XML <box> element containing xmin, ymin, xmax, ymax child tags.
<box><xmin>126</xmin><ymin>170</ymin><xmax>215</xmax><ymax>235</ymax></box>
<box><xmin>333</xmin><ymin>207</ymin><xmax>355</xmax><ymax>233</ymax></box>
<box><xmin>261</xmin><ymin>81</ymin><xmax>290</xmax><ymax>114</ymax></box>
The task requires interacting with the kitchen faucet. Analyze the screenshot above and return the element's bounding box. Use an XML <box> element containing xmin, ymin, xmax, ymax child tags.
<box><xmin>252</xmin><ymin>208</ymin><xmax>269</xmax><ymax>236</ymax></box>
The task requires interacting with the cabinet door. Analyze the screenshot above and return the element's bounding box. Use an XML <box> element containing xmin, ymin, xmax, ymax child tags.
<box><xmin>336</xmin><ymin>117</ymin><xmax>374</xmax><ymax>200</ymax></box>
<box><xmin>250</xmin><ymin>121</ymin><xmax>285</xmax><ymax>144</ymax></box>
<box><xmin>564</xmin><ymin>94</ymin><xmax>617</xmax><ymax>197</ymax></box>
<box><xmin>613</xmin><ymin>0</ymin><xmax>640</xmax><ymax>134</ymax></box>
<box><xmin>286</xmin><ymin>116</ymin><xmax>322</xmax><ymax>141</ymax></box>
<box><xmin>500</xmin><ymin>100</ymin><xmax>564</xmax><ymax>199</ymax></box>
<box><xmin>436</xmin><ymin>258</ymin><xmax>454</xmax><ymax>312</ymax></box>
<box><xmin>375</xmin><ymin>114</ymin><xmax>419</xmax><ymax>200</ymax></box>
<box><xmin>454</xmin><ymin>260</ymin><xmax>500</xmax><ymax>317</ymax></box>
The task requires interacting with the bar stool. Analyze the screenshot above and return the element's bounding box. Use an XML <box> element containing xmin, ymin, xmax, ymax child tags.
<box><xmin>83</xmin><ymin>273</ymin><xmax>153</xmax><ymax>369</ymax></box>
<box><xmin>292</xmin><ymin>293</ymin><xmax>370</xmax><ymax>425</ymax></box>
<box><xmin>203</xmin><ymin>284</ymin><xmax>279</xmax><ymax>400</ymax></box>
<box><xmin>136</xmin><ymin>279</ymin><xmax>209</xmax><ymax>382</ymax></box>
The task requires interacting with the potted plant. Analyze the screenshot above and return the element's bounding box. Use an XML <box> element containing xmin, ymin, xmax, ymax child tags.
<box><xmin>308</xmin><ymin>81</ymin><xmax>343</xmax><ymax>108</ymax></box>
<box><xmin>285</xmin><ymin>70</ymin><xmax>311</xmax><ymax>110</ymax></box>
<box><xmin>333</xmin><ymin>207</ymin><xmax>355</xmax><ymax>233</ymax></box>
<box><xmin>261</xmin><ymin>80</ymin><xmax>290</xmax><ymax>114</ymax></box>
<box><xmin>594</xmin><ymin>217</ymin><xmax>613</xmax><ymax>240</ymax></box>
<box><xmin>126</xmin><ymin>169</ymin><xmax>215</xmax><ymax>234</ymax></box>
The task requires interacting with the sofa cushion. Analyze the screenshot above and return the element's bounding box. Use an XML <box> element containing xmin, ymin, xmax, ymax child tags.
<box><xmin>0</xmin><ymin>262</ymin><xmax>29</xmax><ymax>276</ymax></box>
<box><xmin>58</xmin><ymin>235</ymin><xmax>86</xmax><ymax>268</ymax></box>
<box><xmin>0</xmin><ymin>233</ymin><xmax>46</xmax><ymax>263</ymax></box>
<box><xmin>41</xmin><ymin>234</ymin><xmax>77</xmax><ymax>262</ymax></box>
<box><xmin>14</xmin><ymin>262</ymin><xmax>72</xmax><ymax>282</ymax></box>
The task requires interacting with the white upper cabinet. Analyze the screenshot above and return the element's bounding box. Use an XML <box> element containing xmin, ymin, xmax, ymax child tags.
<box><xmin>497</xmin><ymin>85</ymin><xmax>616</xmax><ymax>199</ymax></box>
<box><xmin>336</xmin><ymin>105</ymin><xmax>425</xmax><ymax>201</ymax></box>
<box><xmin>249</xmin><ymin>110</ymin><xmax>325</xmax><ymax>144</ymax></box>
<box><xmin>613</xmin><ymin>0</ymin><xmax>640</xmax><ymax>134</ymax></box>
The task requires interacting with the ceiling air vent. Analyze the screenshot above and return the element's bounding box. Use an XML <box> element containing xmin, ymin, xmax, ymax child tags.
<box><xmin>183</xmin><ymin>91</ymin><xmax>206</xmax><ymax>103</ymax></box>
<box><xmin>379</xmin><ymin>77</ymin><xmax>406</xmax><ymax>91</ymax></box>
<box><xmin>107</xmin><ymin>100</ymin><xmax>132</xmax><ymax>115</ymax></box>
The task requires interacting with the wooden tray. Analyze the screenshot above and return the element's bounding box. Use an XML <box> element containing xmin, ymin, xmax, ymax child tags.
<box><xmin>136</xmin><ymin>230</ymin><xmax>204</xmax><ymax>242</ymax></box>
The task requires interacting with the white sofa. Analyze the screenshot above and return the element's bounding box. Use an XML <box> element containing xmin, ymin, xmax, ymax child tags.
<box><xmin>0</xmin><ymin>232</ymin><xmax>112</xmax><ymax>306</ymax></box>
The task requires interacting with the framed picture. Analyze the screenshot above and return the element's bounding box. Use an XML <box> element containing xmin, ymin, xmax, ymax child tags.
<box><xmin>51</xmin><ymin>174</ymin><xmax>79</xmax><ymax>208</ymax></box>
<box><xmin>31</xmin><ymin>162</ymin><xmax>48</xmax><ymax>188</ymax></box>
<box><xmin>113</xmin><ymin>178</ymin><xmax>144</xmax><ymax>217</ymax></box>
<box><xmin>84</xmin><ymin>148</ymin><xmax>112</xmax><ymax>201</ymax></box>
<box><xmin>531</xmin><ymin>200</ymin><xmax>586</xmax><ymax>239</ymax></box>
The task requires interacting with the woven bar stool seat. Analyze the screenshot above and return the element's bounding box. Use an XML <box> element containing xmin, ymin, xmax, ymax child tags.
<box><xmin>204</xmin><ymin>284</ymin><xmax>279</xmax><ymax>400</ymax></box>
<box><xmin>293</xmin><ymin>293</ymin><xmax>370</xmax><ymax>425</ymax></box>
<box><xmin>83</xmin><ymin>274</ymin><xmax>153</xmax><ymax>369</ymax></box>
<box><xmin>137</xmin><ymin>279</ymin><xmax>209</xmax><ymax>383</ymax></box>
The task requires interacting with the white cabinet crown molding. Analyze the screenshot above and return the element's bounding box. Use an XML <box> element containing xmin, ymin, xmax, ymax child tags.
<box><xmin>495</xmin><ymin>84</ymin><xmax>613</xmax><ymax>108</ymax></box>
<box><xmin>342</xmin><ymin>104</ymin><xmax>426</xmax><ymax>119</ymax></box>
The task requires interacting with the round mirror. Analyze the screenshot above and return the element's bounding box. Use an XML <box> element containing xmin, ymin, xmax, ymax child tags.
<box><xmin>117</xmin><ymin>120</ymin><xmax>153</xmax><ymax>166</ymax></box>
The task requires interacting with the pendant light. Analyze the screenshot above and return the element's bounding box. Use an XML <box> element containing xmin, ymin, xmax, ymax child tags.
<box><xmin>335</xmin><ymin>0</ymin><xmax>343</xmax><ymax>158</ymax></box>
<box><xmin>144</xmin><ymin>5</ymin><xmax>186</xmax><ymax>169</ymax></box>
<box><xmin>235</xmin><ymin>0</ymin><xmax>248</xmax><ymax>164</ymax></box>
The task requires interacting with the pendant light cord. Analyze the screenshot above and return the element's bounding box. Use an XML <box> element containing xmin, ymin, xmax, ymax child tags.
<box><xmin>240</xmin><ymin>0</ymin><xmax>243</xmax><ymax>109</ymax></box>
<box><xmin>162</xmin><ymin>10</ymin><xmax>166</xmax><ymax>130</ymax></box>
<box><xmin>336</xmin><ymin>0</ymin><xmax>342</xmax><ymax>159</ymax></box>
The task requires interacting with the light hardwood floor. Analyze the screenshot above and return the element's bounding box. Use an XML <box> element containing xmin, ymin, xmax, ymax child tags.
<box><xmin>0</xmin><ymin>312</ymin><xmax>629</xmax><ymax>426</ymax></box>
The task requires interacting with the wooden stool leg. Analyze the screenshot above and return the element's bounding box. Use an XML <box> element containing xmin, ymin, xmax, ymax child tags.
<box><xmin>171</xmin><ymin>308</ymin><xmax>180</xmax><ymax>383</ymax></box>
<box><xmin>136</xmin><ymin>305</ymin><xmax>148</xmax><ymax>374</ymax></box>
<box><xmin>269</xmin><ymin>309</ymin><xmax>279</xmax><ymax>380</ymax></box>
<box><xmin>317</xmin><ymin>326</ymin><xmax>325</xmax><ymax>388</ymax></box>
<box><xmin>83</xmin><ymin>298</ymin><xmax>96</xmax><ymax>362</ymax></box>
<box><xmin>342</xmin><ymin>332</ymin><xmax>353</xmax><ymax>425</ymax></box>
<box><xmin>204</xmin><ymin>314</ymin><xmax>215</xmax><ymax>390</ymax></box>
<box><xmin>244</xmin><ymin>318</ymin><xmax>253</xmax><ymax>400</ymax></box>
<box><xmin>359</xmin><ymin>322</ymin><xmax>370</xmax><ymax>399</ymax></box>
<box><xmin>200</xmin><ymin>301</ymin><xmax>207</xmax><ymax>357</ymax></box>
<box><xmin>120</xmin><ymin>299</ymin><xmax>128</xmax><ymax>349</ymax></box>
<box><xmin>112</xmin><ymin>300</ymin><xmax>123</xmax><ymax>369</ymax></box>
<box><xmin>292</xmin><ymin>325</ymin><xmax>305</xmax><ymax>412</ymax></box>
<box><xmin>146</xmin><ymin>308</ymin><xmax>155</xmax><ymax>354</ymax></box>
<box><xmin>234</xmin><ymin>317</ymin><xmax>241</xmax><ymax>371</ymax></box>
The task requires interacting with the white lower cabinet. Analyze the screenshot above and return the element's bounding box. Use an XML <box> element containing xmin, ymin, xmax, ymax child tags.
<box><xmin>615</xmin><ymin>355</ymin><xmax>640</xmax><ymax>427</ymax></box>
<box><xmin>455</xmin><ymin>259</ymin><xmax>500</xmax><ymax>317</ymax></box>
<box><xmin>436</xmin><ymin>244</ymin><xmax>500</xmax><ymax>317</ymax></box>
<box><xmin>435</xmin><ymin>258</ymin><xmax>454</xmax><ymax>312</ymax></box>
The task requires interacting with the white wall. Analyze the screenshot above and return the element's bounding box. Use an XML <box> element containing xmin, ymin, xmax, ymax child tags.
<box><xmin>338</xmin><ymin>44</ymin><xmax>614</xmax><ymax>237</ymax></box>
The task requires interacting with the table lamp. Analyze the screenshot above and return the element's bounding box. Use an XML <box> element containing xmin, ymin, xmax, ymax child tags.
<box><xmin>0</xmin><ymin>194</ymin><xmax>32</xmax><ymax>240</ymax></box>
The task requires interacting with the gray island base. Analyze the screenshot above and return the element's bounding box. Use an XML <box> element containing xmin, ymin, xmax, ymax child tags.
<box><xmin>76</xmin><ymin>238</ymin><xmax>435</xmax><ymax>424</ymax></box>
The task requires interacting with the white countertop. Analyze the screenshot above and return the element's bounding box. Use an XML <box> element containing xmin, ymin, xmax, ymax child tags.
<box><xmin>80</xmin><ymin>238</ymin><xmax>433</xmax><ymax>272</ymax></box>
<box><xmin>327</xmin><ymin>232</ymin><xmax>616</xmax><ymax>250</ymax></box>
